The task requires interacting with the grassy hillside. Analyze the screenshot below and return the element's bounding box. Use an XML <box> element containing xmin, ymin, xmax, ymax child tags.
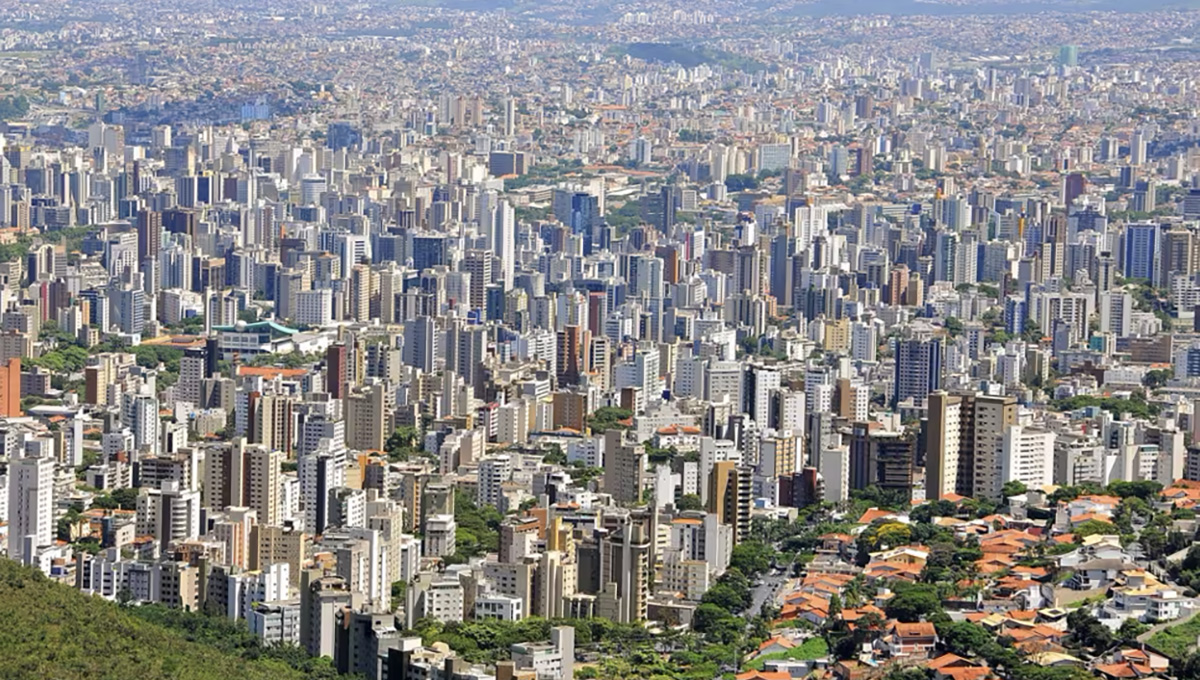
<box><xmin>0</xmin><ymin>559</ymin><xmax>312</xmax><ymax>680</ymax></box>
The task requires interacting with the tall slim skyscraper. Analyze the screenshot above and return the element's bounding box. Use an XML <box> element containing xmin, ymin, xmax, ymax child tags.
<box><xmin>603</xmin><ymin>430</ymin><xmax>646</xmax><ymax>505</ymax></box>
<box><xmin>248</xmin><ymin>446</ymin><xmax>283</xmax><ymax>526</ymax></box>
<box><xmin>136</xmin><ymin>209</ymin><xmax>162</xmax><ymax>265</ymax></box>
<box><xmin>892</xmin><ymin>337</ymin><xmax>943</xmax><ymax>408</ymax></box>
<box><xmin>300</xmin><ymin>450</ymin><xmax>345</xmax><ymax>535</ymax></box>
<box><xmin>1058</xmin><ymin>44</ymin><xmax>1078</xmax><ymax>68</ymax></box>
<box><xmin>503</xmin><ymin>98</ymin><xmax>516</xmax><ymax>137</ymax></box>
<box><xmin>326</xmin><ymin>344</ymin><xmax>347</xmax><ymax>400</ymax></box>
<box><xmin>345</xmin><ymin>382</ymin><xmax>390</xmax><ymax>453</ymax></box>
<box><xmin>965</xmin><ymin>393</ymin><xmax>1018</xmax><ymax>500</ymax></box>
<box><xmin>481</xmin><ymin>190</ymin><xmax>516</xmax><ymax>292</ymax></box>
<box><xmin>1122</xmin><ymin>222</ymin><xmax>1159</xmax><ymax>282</ymax></box>
<box><xmin>402</xmin><ymin>316</ymin><xmax>436</xmax><ymax>373</ymax></box>
<box><xmin>1063</xmin><ymin>173</ymin><xmax>1086</xmax><ymax>207</ymax></box>
<box><xmin>707</xmin><ymin>460</ymin><xmax>752</xmax><ymax>544</ymax></box>
<box><xmin>0</xmin><ymin>357</ymin><xmax>21</xmax><ymax>417</ymax></box>
<box><xmin>248</xmin><ymin>392</ymin><xmax>295</xmax><ymax>457</ymax></box>
<box><xmin>925</xmin><ymin>391</ymin><xmax>961</xmax><ymax>501</ymax></box>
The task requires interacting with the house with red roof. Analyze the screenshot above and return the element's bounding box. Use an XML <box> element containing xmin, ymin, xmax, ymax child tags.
<box><xmin>864</xmin><ymin>560</ymin><xmax>923</xmax><ymax>583</ymax></box>
<box><xmin>753</xmin><ymin>636</ymin><xmax>797</xmax><ymax>658</ymax></box>
<box><xmin>736</xmin><ymin>670</ymin><xmax>791</xmax><ymax>680</ymax></box>
<box><xmin>876</xmin><ymin>620</ymin><xmax>938</xmax><ymax>659</ymax></box>
<box><xmin>928</xmin><ymin>653</ymin><xmax>994</xmax><ymax>680</ymax></box>
<box><xmin>857</xmin><ymin>507</ymin><xmax>903</xmax><ymax>524</ymax></box>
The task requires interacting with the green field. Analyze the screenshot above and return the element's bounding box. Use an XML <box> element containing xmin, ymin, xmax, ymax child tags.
<box><xmin>1148</xmin><ymin>613</ymin><xmax>1200</xmax><ymax>658</ymax></box>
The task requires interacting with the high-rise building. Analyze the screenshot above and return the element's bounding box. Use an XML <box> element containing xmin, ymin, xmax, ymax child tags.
<box><xmin>7</xmin><ymin>455</ymin><xmax>54</xmax><ymax>565</ymax></box>
<box><xmin>248</xmin><ymin>392</ymin><xmax>294</xmax><ymax>457</ymax></box>
<box><xmin>178</xmin><ymin>349</ymin><xmax>205</xmax><ymax>407</ymax></box>
<box><xmin>1123</xmin><ymin>222</ymin><xmax>1159</xmax><ymax>282</ymax></box>
<box><xmin>707</xmin><ymin>460</ymin><xmax>752</xmax><ymax>544</ymax></box>
<box><xmin>136</xmin><ymin>209</ymin><xmax>162</xmax><ymax>265</ymax></box>
<box><xmin>503</xmin><ymin>97</ymin><xmax>516</xmax><ymax>137</ymax></box>
<box><xmin>598</xmin><ymin>512</ymin><xmax>652</xmax><ymax>623</ymax></box>
<box><xmin>299</xmin><ymin>450</ymin><xmax>345</xmax><ymax>535</ymax></box>
<box><xmin>893</xmin><ymin>337</ymin><xmax>943</xmax><ymax>408</ymax></box>
<box><xmin>122</xmin><ymin>391</ymin><xmax>160</xmax><ymax>456</ymax></box>
<box><xmin>0</xmin><ymin>357</ymin><xmax>20</xmax><ymax>417</ymax></box>
<box><xmin>1100</xmin><ymin>291</ymin><xmax>1133</xmax><ymax>338</ymax></box>
<box><xmin>888</xmin><ymin>265</ymin><xmax>910</xmax><ymax>306</ymax></box>
<box><xmin>965</xmin><ymin>393</ymin><xmax>1018</xmax><ymax>500</ymax></box>
<box><xmin>135</xmin><ymin>480</ymin><xmax>201</xmax><ymax>547</ymax></box>
<box><xmin>117</xmin><ymin>286</ymin><xmax>145</xmax><ymax>335</ymax></box>
<box><xmin>742</xmin><ymin>364</ymin><xmax>781</xmax><ymax>426</ymax></box>
<box><xmin>345</xmin><ymin>382</ymin><xmax>391</xmax><ymax>453</ymax></box>
<box><xmin>325</xmin><ymin>344</ymin><xmax>347</xmax><ymax>400</ymax></box>
<box><xmin>603</xmin><ymin>430</ymin><xmax>646</xmax><ymax>505</ymax></box>
<box><xmin>402</xmin><ymin>317</ymin><xmax>436</xmax><ymax>373</ymax></box>
<box><xmin>447</xmin><ymin>322</ymin><xmax>487</xmax><ymax>397</ymax></box>
<box><xmin>1063</xmin><ymin>173</ymin><xmax>1087</xmax><ymax>207</ymax></box>
<box><xmin>477</xmin><ymin>455</ymin><xmax>514</xmax><ymax>508</ymax></box>
<box><xmin>1160</xmin><ymin>228</ymin><xmax>1196</xmax><ymax>289</ymax></box>
<box><xmin>1130</xmin><ymin>131</ymin><xmax>1148</xmax><ymax>166</ymax></box>
<box><xmin>874</xmin><ymin>431</ymin><xmax>917</xmax><ymax>497</ymax></box>
<box><xmin>556</xmin><ymin>325</ymin><xmax>585</xmax><ymax>387</ymax></box>
<box><xmin>925</xmin><ymin>391</ymin><xmax>962</xmax><ymax>501</ymax></box>
<box><xmin>247</xmin><ymin>445</ymin><xmax>283</xmax><ymax>526</ymax></box>
<box><xmin>999</xmin><ymin>425</ymin><xmax>1056</xmax><ymax>490</ymax></box>
<box><xmin>462</xmin><ymin>249</ymin><xmax>492</xmax><ymax>310</ymax></box>
<box><xmin>1058</xmin><ymin>44</ymin><xmax>1078</xmax><ymax>68</ymax></box>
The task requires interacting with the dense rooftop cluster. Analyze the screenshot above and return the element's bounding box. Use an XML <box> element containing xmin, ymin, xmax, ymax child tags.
<box><xmin>2</xmin><ymin>1</ymin><xmax>1200</xmax><ymax>679</ymax></box>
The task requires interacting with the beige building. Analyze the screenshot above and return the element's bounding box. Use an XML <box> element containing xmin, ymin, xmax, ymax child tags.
<box><xmin>345</xmin><ymin>381</ymin><xmax>391</xmax><ymax>452</ymax></box>
<box><xmin>602</xmin><ymin>429</ymin><xmax>646</xmax><ymax>504</ymax></box>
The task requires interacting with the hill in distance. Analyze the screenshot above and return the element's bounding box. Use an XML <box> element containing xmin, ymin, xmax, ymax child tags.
<box><xmin>0</xmin><ymin>559</ymin><xmax>314</xmax><ymax>680</ymax></box>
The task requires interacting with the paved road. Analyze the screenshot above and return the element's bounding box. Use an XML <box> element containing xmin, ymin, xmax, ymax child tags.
<box><xmin>749</xmin><ymin>572</ymin><xmax>788</xmax><ymax>615</ymax></box>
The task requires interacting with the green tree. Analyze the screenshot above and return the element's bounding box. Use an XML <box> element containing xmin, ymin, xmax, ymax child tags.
<box><xmin>937</xmin><ymin>620</ymin><xmax>993</xmax><ymax>656</ymax></box>
<box><xmin>1066</xmin><ymin>608</ymin><xmax>1115</xmax><ymax>651</ymax></box>
<box><xmin>724</xmin><ymin>173</ymin><xmax>759</xmax><ymax>191</ymax></box>
<box><xmin>0</xmin><ymin>560</ymin><xmax>320</xmax><ymax>680</ymax></box>
<box><xmin>385</xmin><ymin>426</ymin><xmax>420</xmax><ymax>462</ymax></box>
<box><xmin>885</xmin><ymin>583</ymin><xmax>943</xmax><ymax>623</ymax></box>
<box><xmin>586</xmin><ymin>407</ymin><xmax>632</xmax><ymax>432</ymax></box>
<box><xmin>1107</xmin><ymin>480</ymin><xmax>1162</xmax><ymax>500</ymax></box>
<box><xmin>541</xmin><ymin>444</ymin><xmax>567</xmax><ymax>465</ymax></box>
<box><xmin>676</xmin><ymin>493</ymin><xmax>703</xmax><ymax>511</ymax></box>
<box><xmin>944</xmin><ymin>317</ymin><xmax>964</xmax><ymax>336</ymax></box>
<box><xmin>729</xmin><ymin>541</ymin><xmax>775</xmax><ymax>577</ymax></box>
<box><xmin>1143</xmin><ymin>368</ymin><xmax>1172</xmax><ymax>389</ymax></box>
<box><xmin>1074</xmin><ymin>519</ymin><xmax>1119</xmax><ymax>540</ymax></box>
<box><xmin>1001</xmin><ymin>480</ymin><xmax>1028</xmax><ymax>498</ymax></box>
<box><xmin>1118</xmin><ymin>617</ymin><xmax>1149</xmax><ymax>641</ymax></box>
<box><xmin>701</xmin><ymin>579</ymin><xmax>750</xmax><ymax>612</ymax></box>
<box><xmin>450</xmin><ymin>491</ymin><xmax>503</xmax><ymax>560</ymax></box>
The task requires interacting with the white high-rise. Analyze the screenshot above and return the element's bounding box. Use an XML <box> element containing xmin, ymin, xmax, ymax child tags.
<box><xmin>480</xmin><ymin>190</ymin><xmax>515</xmax><ymax>292</ymax></box>
<box><xmin>7</xmin><ymin>455</ymin><xmax>54</xmax><ymax>565</ymax></box>
<box><xmin>477</xmin><ymin>455</ymin><xmax>513</xmax><ymax>508</ymax></box>
<box><xmin>300</xmin><ymin>417</ymin><xmax>346</xmax><ymax>461</ymax></box>
<box><xmin>135</xmin><ymin>480</ymin><xmax>201</xmax><ymax>547</ymax></box>
<box><xmin>296</xmin><ymin>289</ymin><xmax>334</xmax><ymax>327</ymax></box>
<box><xmin>998</xmin><ymin>425</ymin><xmax>1056</xmax><ymax>490</ymax></box>
<box><xmin>122</xmin><ymin>391</ymin><xmax>160</xmax><ymax>456</ymax></box>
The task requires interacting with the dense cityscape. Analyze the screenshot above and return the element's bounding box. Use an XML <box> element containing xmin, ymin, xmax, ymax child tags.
<box><xmin>5</xmin><ymin>1</ymin><xmax>1200</xmax><ymax>679</ymax></box>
